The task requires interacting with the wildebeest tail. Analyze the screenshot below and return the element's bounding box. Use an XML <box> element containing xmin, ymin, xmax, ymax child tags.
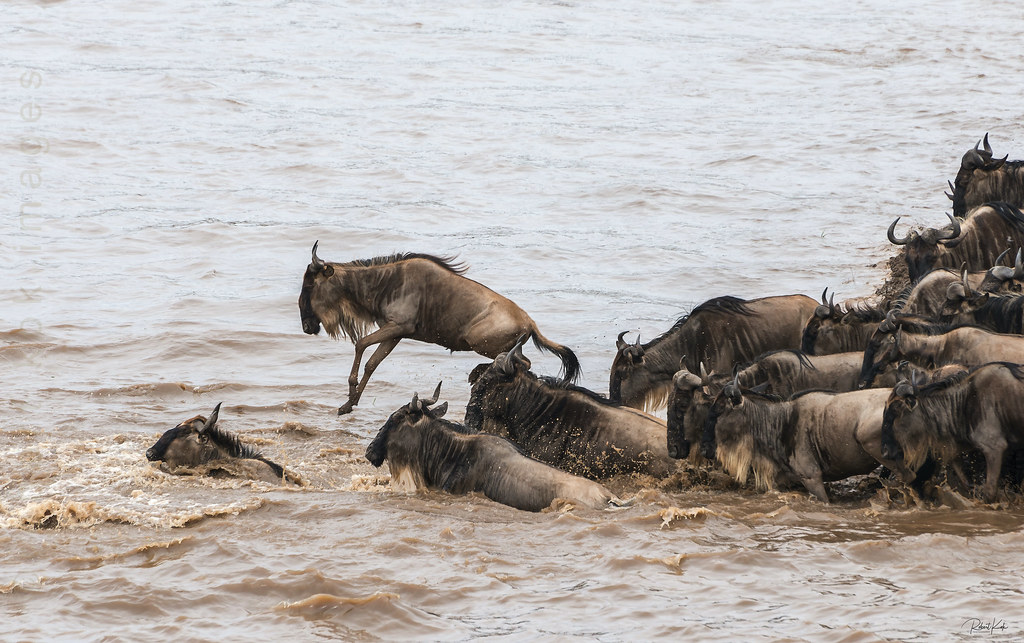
<box><xmin>530</xmin><ymin>331</ymin><xmax>581</xmax><ymax>384</ymax></box>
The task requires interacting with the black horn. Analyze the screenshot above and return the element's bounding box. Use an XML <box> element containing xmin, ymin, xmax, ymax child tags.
<box><xmin>201</xmin><ymin>402</ymin><xmax>223</xmax><ymax>432</ymax></box>
<box><xmin>937</xmin><ymin>212</ymin><xmax>962</xmax><ymax>245</ymax></box>
<box><xmin>422</xmin><ymin>382</ymin><xmax>442</xmax><ymax>407</ymax></box>
<box><xmin>887</xmin><ymin>218</ymin><xmax>909</xmax><ymax>245</ymax></box>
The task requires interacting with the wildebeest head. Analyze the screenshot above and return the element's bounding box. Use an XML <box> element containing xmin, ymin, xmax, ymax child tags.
<box><xmin>146</xmin><ymin>402</ymin><xmax>232</xmax><ymax>466</ymax></box>
<box><xmin>887</xmin><ymin>213</ymin><xmax>963</xmax><ymax>282</ymax></box>
<box><xmin>948</xmin><ymin>134</ymin><xmax>1009</xmax><ymax>218</ymax></box>
<box><xmin>700</xmin><ymin>372</ymin><xmax>745</xmax><ymax>460</ymax></box>
<box><xmin>976</xmin><ymin>248</ymin><xmax>1024</xmax><ymax>294</ymax></box>
<box><xmin>880</xmin><ymin>378</ymin><xmax>919</xmax><ymax>462</ymax></box>
<box><xmin>940</xmin><ymin>267</ymin><xmax>990</xmax><ymax>323</ymax></box>
<box><xmin>666</xmin><ymin>361</ymin><xmax>715</xmax><ymax>460</ymax></box>
<box><xmin>464</xmin><ymin>336</ymin><xmax>532</xmax><ymax>432</ymax></box>
<box><xmin>298</xmin><ymin>241</ymin><xmax>335</xmax><ymax>335</ymax></box>
<box><xmin>859</xmin><ymin>318</ymin><xmax>903</xmax><ymax>389</ymax></box>
<box><xmin>608</xmin><ymin>331</ymin><xmax>649</xmax><ymax>406</ymax></box>
<box><xmin>365</xmin><ymin>382</ymin><xmax>448</xmax><ymax>468</ymax></box>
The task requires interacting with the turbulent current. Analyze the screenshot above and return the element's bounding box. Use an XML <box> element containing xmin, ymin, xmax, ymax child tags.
<box><xmin>3</xmin><ymin>0</ymin><xmax>1024</xmax><ymax>640</ymax></box>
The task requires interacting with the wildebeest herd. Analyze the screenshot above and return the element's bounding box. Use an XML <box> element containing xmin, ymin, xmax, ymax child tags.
<box><xmin>148</xmin><ymin>134</ymin><xmax>1024</xmax><ymax>511</ymax></box>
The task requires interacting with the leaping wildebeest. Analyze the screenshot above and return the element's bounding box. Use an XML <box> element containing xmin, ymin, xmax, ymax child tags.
<box><xmin>299</xmin><ymin>242</ymin><xmax>579</xmax><ymax>414</ymax></box>
<box><xmin>887</xmin><ymin>202</ymin><xmax>1024</xmax><ymax>282</ymax></box>
<box><xmin>466</xmin><ymin>338</ymin><xmax>674</xmax><ymax>480</ymax></box>
<box><xmin>365</xmin><ymin>384</ymin><xmax>622</xmax><ymax>512</ymax></box>
<box><xmin>880</xmin><ymin>363</ymin><xmax>1024</xmax><ymax>502</ymax></box>
<box><xmin>146</xmin><ymin>403</ymin><xmax>298</xmax><ymax>484</ymax></box>
<box><xmin>947</xmin><ymin>134</ymin><xmax>1024</xmax><ymax>218</ymax></box>
<box><xmin>609</xmin><ymin>294</ymin><xmax>818</xmax><ymax>411</ymax></box>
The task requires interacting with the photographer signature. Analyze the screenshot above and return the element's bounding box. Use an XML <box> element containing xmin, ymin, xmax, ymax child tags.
<box><xmin>961</xmin><ymin>617</ymin><xmax>1009</xmax><ymax>636</ymax></box>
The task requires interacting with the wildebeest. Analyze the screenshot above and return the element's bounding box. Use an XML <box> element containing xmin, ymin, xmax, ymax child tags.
<box><xmin>365</xmin><ymin>384</ymin><xmax>621</xmax><ymax>512</ymax></box>
<box><xmin>880</xmin><ymin>363</ymin><xmax>1024</xmax><ymax>502</ymax></box>
<box><xmin>800</xmin><ymin>289</ymin><xmax>886</xmax><ymax>355</ymax></box>
<box><xmin>860</xmin><ymin>325</ymin><xmax>1024</xmax><ymax>388</ymax></box>
<box><xmin>939</xmin><ymin>269</ymin><xmax>1024</xmax><ymax>334</ymax></box>
<box><xmin>146</xmin><ymin>403</ymin><xmax>296</xmax><ymax>484</ymax></box>
<box><xmin>467</xmin><ymin>338</ymin><xmax>674</xmax><ymax>479</ymax></box>
<box><xmin>899</xmin><ymin>249</ymin><xmax>1024</xmax><ymax>317</ymax></box>
<box><xmin>699</xmin><ymin>381</ymin><xmax>914</xmax><ymax>502</ymax></box>
<box><xmin>609</xmin><ymin>294</ymin><xmax>818</xmax><ymax>411</ymax></box>
<box><xmin>737</xmin><ymin>349</ymin><xmax>902</xmax><ymax>396</ymax></box>
<box><xmin>947</xmin><ymin>134</ymin><xmax>1024</xmax><ymax>218</ymax></box>
<box><xmin>888</xmin><ymin>202</ymin><xmax>1024</xmax><ymax>282</ymax></box>
<box><xmin>299</xmin><ymin>242</ymin><xmax>579</xmax><ymax>414</ymax></box>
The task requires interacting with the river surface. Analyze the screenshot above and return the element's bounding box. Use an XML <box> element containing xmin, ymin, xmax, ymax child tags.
<box><xmin>3</xmin><ymin>0</ymin><xmax>1024</xmax><ymax>640</ymax></box>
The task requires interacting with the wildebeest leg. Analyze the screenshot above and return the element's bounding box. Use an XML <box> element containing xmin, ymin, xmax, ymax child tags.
<box><xmin>340</xmin><ymin>324</ymin><xmax>410</xmax><ymax>415</ymax></box>
<box><xmin>800</xmin><ymin>475</ymin><xmax>830</xmax><ymax>503</ymax></box>
<box><xmin>978</xmin><ymin>443</ymin><xmax>1006</xmax><ymax>503</ymax></box>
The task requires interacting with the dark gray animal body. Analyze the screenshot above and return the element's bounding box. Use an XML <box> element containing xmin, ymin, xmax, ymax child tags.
<box><xmin>948</xmin><ymin>134</ymin><xmax>1024</xmax><ymax>218</ymax></box>
<box><xmin>800</xmin><ymin>290</ymin><xmax>886</xmax><ymax>355</ymax></box>
<box><xmin>365</xmin><ymin>386</ymin><xmax>619</xmax><ymax>512</ymax></box>
<box><xmin>888</xmin><ymin>203</ymin><xmax>1024</xmax><ymax>282</ymax></box>
<box><xmin>609</xmin><ymin>294</ymin><xmax>817</xmax><ymax>411</ymax></box>
<box><xmin>299</xmin><ymin>243</ymin><xmax>579</xmax><ymax>414</ymax></box>
<box><xmin>146</xmin><ymin>403</ymin><xmax>292</xmax><ymax>483</ymax></box>
<box><xmin>701</xmin><ymin>386</ymin><xmax>913</xmax><ymax>502</ymax></box>
<box><xmin>881</xmin><ymin>363</ymin><xmax>1024</xmax><ymax>502</ymax></box>
<box><xmin>467</xmin><ymin>342</ymin><xmax>673</xmax><ymax>480</ymax></box>
<box><xmin>861</xmin><ymin>326</ymin><xmax>1024</xmax><ymax>388</ymax></box>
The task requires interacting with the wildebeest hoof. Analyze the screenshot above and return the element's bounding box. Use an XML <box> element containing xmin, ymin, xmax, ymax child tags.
<box><xmin>338</xmin><ymin>404</ymin><xmax>354</xmax><ymax>415</ymax></box>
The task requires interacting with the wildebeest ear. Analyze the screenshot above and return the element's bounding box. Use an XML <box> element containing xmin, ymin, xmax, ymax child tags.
<box><xmin>468</xmin><ymin>363</ymin><xmax>490</xmax><ymax>385</ymax></box>
<box><xmin>201</xmin><ymin>402</ymin><xmax>223</xmax><ymax>433</ymax></box>
<box><xmin>430</xmin><ymin>401</ymin><xmax>448</xmax><ymax>418</ymax></box>
<box><xmin>321</xmin><ymin>264</ymin><xmax>334</xmax><ymax>277</ymax></box>
<box><xmin>750</xmin><ymin>382</ymin><xmax>771</xmax><ymax>395</ymax></box>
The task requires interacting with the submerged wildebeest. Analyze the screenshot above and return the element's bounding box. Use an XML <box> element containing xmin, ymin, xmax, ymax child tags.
<box><xmin>859</xmin><ymin>325</ymin><xmax>1024</xmax><ymax>389</ymax></box>
<box><xmin>298</xmin><ymin>242</ymin><xmax>579</xmax><ymax>414</ymax></box>
<box><xmin>467</xmin><ymin>338</ymin><xmax>674</xmax><ymax>480</ymax></box>
<box><xmin>699</xmin><ymin>380</ymin><xmax>915</xmax><ymax>502</ymax></box>
<box><xmin>146</xmin><ymin>403</ymin><xmax>296</xmax><ymax>483</ymax></box>
<box><xmin>365</xmin><ymin>384</ymin><xmax>621</xmax><ymax>512</ymax></box>
<box><xmin>947</xmin><ymin>134</ymin><xmax>1024</xmax><ymax>219</ymax></box>
<box><xmin>609</xmin><ymin>294</ymin><xmax>817</xmax><ymax>411</ymax></box>
<box><xmin>888</xmin><ymin>202</ymin><xmax>1024</xmax><ymax>282</ymax></box>
<box><xmin>880</xmin><ymin>363</ymin><xmax>1024</xmax><ymax>502</ymax></box>
<box><xmin>800</xmin><ymin>289</ymin><xmax>887</xmax><ymax>355</ymax></box>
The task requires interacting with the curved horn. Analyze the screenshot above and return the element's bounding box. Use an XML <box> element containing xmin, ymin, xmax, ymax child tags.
<box><xmin>945</xmin><ymin>180</ymin><xmax>955</xmax><ymax>201</ymax></box>
<box><xmin>699</xmin><ymin>361</ymin><xmax>709</xmax><ymax>382</ymax></box>
<box><xmin>820</xmin><ymin>287</ymin><xmax>828</xmax><ymax>305</ymax></box>
<box><xmin>990</xmin><ymin>154</ymin><xmax>1008</xmax><ymax>171</ymax></box>
<box><xmin>887</xmin><ymin>218</ymin><xmax>909</xmax><ymax>245</ymax></box>
<box><xmin>1015</xmin><ymin>249</ymin><xmax>1023</xmax><ymax>279</ymax></box>
<box><xmin>421</xmin><ymin>382</ymin><xmax>442</xmax><ymax>407</ymax></box>
<box><xmin>828</xmin><ymin>292</ymin><xmax>836</xmax><ymax>315</ymax></box>
<box><xmin>982</xmin><ymin>133</ymin><xmax>992</xmax><ymax>156</ymax></box>
<box><xmin>510</xmin><ymin>335</ymin><xmax>531</xmax><ymax>368</ymax></box>
<box><xmin>409</xmin><ymin>392</ymin><xmax>422</xmax><ymax>411</ymax></box>
<box><xmin>962</xmin><ymin>264</ymin><xmax>973</xmax><ymax>296</ymax></box>
<box><xmin>615</xmin><ymin>331</ymin><xmax>629</xmax><ymax>351</ymax></box>
<box><xmin>311</xmin><ymin>241</ymin><xmax>323</xmax><ymax>270</ymax></box>
<box><xmin>996</xmin><ymin>247</ymin><xmax>1011</xmax><ymax>267</ymax></box>
<box><xmin>936</xmin><ymin>212</ymin><xmax>962</xmax><ymax>244</ymax></box>
<box><xmin>202</xmin><ymin>402</ymin><xmax>223</xmax><ymax>432</ymax></box>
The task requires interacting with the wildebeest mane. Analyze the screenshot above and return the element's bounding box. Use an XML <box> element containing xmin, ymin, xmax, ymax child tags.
<box><xmin>740</xmin><ymin>348</ymin><xmax>816</xmax><ymax>372</ymax></box>
<box><xmin>650</xmin><ymin>296</ymin><xmax>755</xmax><ymax>349</ymax></box>
<box><xmin>203</xmin><ymin>422</ymin><xmax>284</xmax><ymax>478</ymax></box>
<box><xmin>985</xmin><ymin>201</ymin><xmax>1024</xmax><ymax>233</ymax></box>
<box><xmin>344</xmin><ymin>252</ymin><xmax>468</xmax><ymax>275</ymax></box>
<box><xmin>962</xmin><ymin>293</ymin><xmax>1024</xmax><ymax>333</ymax></box>
<box><xmin>537</xmin><ymin>374</ymin><xmax>617</xmax><ymax>405</ymax></box>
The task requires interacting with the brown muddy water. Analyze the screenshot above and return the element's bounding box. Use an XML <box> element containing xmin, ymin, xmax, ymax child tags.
<box><xmin>3</xmin><ymin>1</ymin><xmax>1024</xmax><ymax>640</ymax></box>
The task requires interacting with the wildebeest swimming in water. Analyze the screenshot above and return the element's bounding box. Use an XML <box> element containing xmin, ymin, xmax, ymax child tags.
<box><xmin>298</xmin><ymin>242</ymin><xmax>580</xmax><ymax>415</ymax></box>
<box><xmin>881</xmin><ymin>363</ymin><xmax>1024</xmax><ymax>503</ymax></box>
<box><xmin>146</xmin><ymin>403</ymin><xmax>298</xmax><ymax>484</ymax></box>
<box><xmin>609</xmin><ymin>294</ymin><xmax>818</xmax><ymax>412</ymax></box>
<box><xmin>365</xmin><ymin>383</ymin><xmax>623</xmax><ymax>512</ymax></box>
<box><xmin>699</xmin><ymin>378</ymin><xmax>916</xmax><ymax>503</ymax></box>
<box><xmin>466</xmin><ymin>337</ymin><xmax>675</xmax><ymax>480</ymax></box>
